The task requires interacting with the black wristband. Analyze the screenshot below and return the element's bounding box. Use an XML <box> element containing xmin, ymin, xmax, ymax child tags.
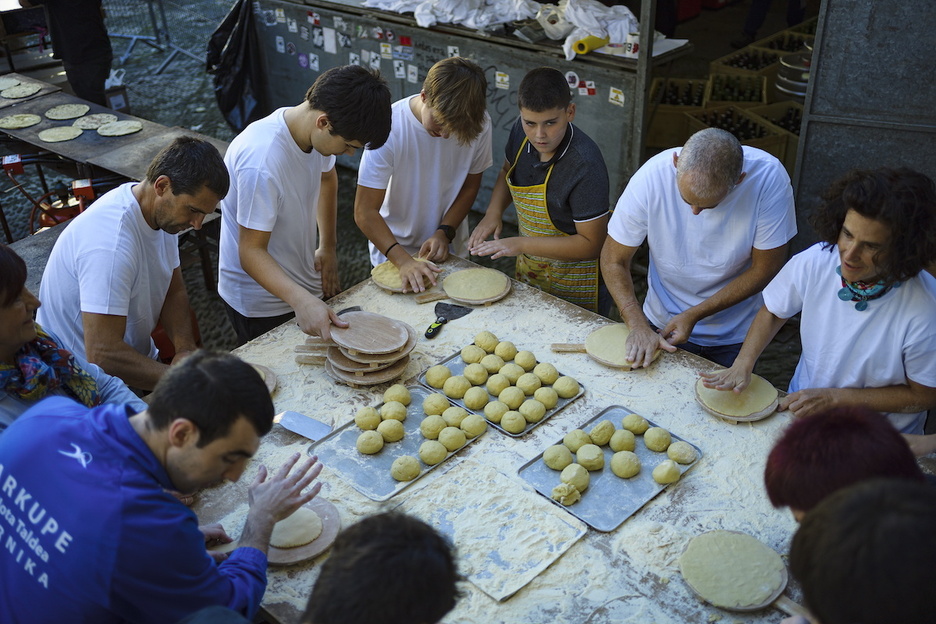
<box><xmin>437</xmin><ymin>224</ymin><xmax>456</xmax><ymax>242</ymax></box>
<box><xmin>384</xmin><ymin>241</ymin><xmax>400</xmax><ymax>256</ymax></box>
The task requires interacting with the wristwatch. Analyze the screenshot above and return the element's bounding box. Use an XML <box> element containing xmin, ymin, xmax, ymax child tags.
<box><xmin>437</xmin><ymin>224</ymin><xmax>456</xmax><ymax>242</ymax></box>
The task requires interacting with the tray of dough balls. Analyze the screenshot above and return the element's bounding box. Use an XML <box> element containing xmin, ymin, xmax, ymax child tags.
<box><xmin>417</xmin><ymin>331</ymin><xmax>584</xmax><ymax>438</ymax></box>
<box><xmin>307</xmin><ymin>383</ymin><xmax>488</xmax><ymax>502</ymax></box>
<box><xmin>517</xmin><ymin>406</ymin><xmax>702</xmax><ymax>532</ymax></box>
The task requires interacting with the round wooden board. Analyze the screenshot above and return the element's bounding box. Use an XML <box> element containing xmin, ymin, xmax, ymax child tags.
<box><xmin>442</xmin><ymin>267</ymin><xmax>511</xmax><ymax>305</ymax></box>
<box><xmin>694</xmin><ymin>376</ymin><xmax>780</xmax><ymax>423</ymax></box>
<box><xmin>330</xmin><ymin>311</ymin><xmax>409</xmax><ymax>355</ymax></box>
<box><xmin>335</xmin><ymin>322</ymin><xmax>417</xmax><ymax>365</ymax></box>
<box><xmin>250</xmin><ymin>364</ymin><xmax>277</xmax><ymax>395</ymax></box>
<box><xmin>325</xmin><ymin>355</ymin><xmax>410</xmax><ymax>387</ymax></box>
<box><xmin>326</xmin><ymin>346</ymin><xmax>394</xmax><ymax>373</ymax></box>
<box><xmin>583</xmin><ymin>323</ymin><xmax>662</xmax><ymax>369</ymax></box>
<box><xmin>268</xmin><ymin>497</ymin><xmax>341</xmax><ymax>566</ymax></box>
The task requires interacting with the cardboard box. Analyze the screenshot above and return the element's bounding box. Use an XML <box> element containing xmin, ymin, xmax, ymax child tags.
<box><xmin>645</xmin><ymin>77</ymin><xmax>705</xmax><ymax>148</ymax></box>
<box><xmin>684</xmin><ymin>105</ymin><xmax>786</xmax><ymax>162</ymax></box>
<box><xmin>704</xmin><ymin>74</ymin><xmax>768</xmax><ymax>109</ymax></box>
<box><xmin>746</xmin><ymin>101</ymin><xmax>803</xmax><ymax>176</ymax></box>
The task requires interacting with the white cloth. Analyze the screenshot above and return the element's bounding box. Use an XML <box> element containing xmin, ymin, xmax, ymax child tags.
<box><xmin>362</xmin><ymin>0</ymin><xmax>539</xmax><ymax>29</ymax></box>
<box><xmin>37</xmin><ymin>183</ymin><xmax>177</xmax><ymax>360</ymax></box>
<box><xmin>561</xmin><ymin>0</ymin><xmax>640</xmax><ymax>60</ymax></box>
<box><xmin>219</xmin><ymin>108</ymin><xmax>337</xmax><ymax>317</ymax></box>
<box><xmin>608</xmin><ymin>146</ymin><xmax>796</xmax><ymax>346</ymax></box>
<box><xmin>357</xmin><ymin>95</ymin><xmax>493</xmax><ymax>267</ymax></box>
<box><xmin>763</xmin><ymin>243</ymin><xmax>936</xmax><ymax>434</ymax></box>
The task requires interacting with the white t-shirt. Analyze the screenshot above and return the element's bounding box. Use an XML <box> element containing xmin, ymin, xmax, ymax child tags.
<box><xmin>764</xmin><ymin>243</ymin><xmax>936</xmax><ymax>434</ymax></box>
<box><xmin>608</xmin><ymin>147</ymin><xmax>796</xmax><ymax>346</ymax></box>
<box><xmin>37</xmin><ymin>183</ymin><xmax>178</xmax><ymax>360</ymax></box>
<box><xmin>219</xmin><ymin>108</ymin><xmax>337</xmax><ymax>317</ymax></box>
<box><xmin>357</xmin><ymin>95</ymin><xmax>493</xmax><ymax>266</ymax></box>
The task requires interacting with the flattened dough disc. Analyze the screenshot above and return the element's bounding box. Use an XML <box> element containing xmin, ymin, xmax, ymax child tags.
<box><xmin>584</xmin><ymin>323</ymin><xmax>662</xmax><ymax>369</ymax></box>
<box><xmin>73</xmin><ymin>113</ymin><xmax>118</xmax><ymax>129</ymax></box>
<box><xmin>270</xmin><ymin>506</ymin><xmax>323</xmax><ymax>548</ymax></box>
<box><xmin>0</xmin><ymin>113</ymin><xmax>41</xmax><ymax>129</ymax></box>
<box><xmin>680</xmin><ymin>530</ymin><xmax>787</xmax><ymax>611</ymax></box>
<box><xmin>695</xmin><ymin>374</ymin><xmax>779</xmax><ymax>422</ymax></box>
<box><xmin>38</xmin><ymin>126</ymin><xmax>83</xmax><ymax>143</ymax></box>
<box><xmin>97</xmin><ymin>120</ymin><xmax>143</xmax><ymax>136</ymax></box>
<box><xmin>371</xmin><ymin>257</ymin><xmax>432</xmax><ymax>292</ymax></box>
<box><xmin>267</xmin><ymin>498</ymin><xmax>341</xmax><ymax>566</ymax></box>
<box><xmin>249</xmin><ymin>363</ymin><xmax>277</xmax><ymax>395</ymax></box>
<box><xmin>45</xmin><ymin>103</ymin><xmax>90</xmax><ymax>120</ymax></box>
<box><xmin>1</xmin><ymin>83</ymin><xmax>41</xmax><ymax>99</ymax></box>
<box><xmin>442</xmin><ymin>267</ymin><xmax>510</xmax><ymax>305</ymax></box>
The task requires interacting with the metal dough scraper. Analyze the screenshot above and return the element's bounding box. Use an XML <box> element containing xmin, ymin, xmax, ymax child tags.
<box><xmin>425</xmin><ymin>302</ymin><xmax>473</xmax><ymax>339</ymax></box>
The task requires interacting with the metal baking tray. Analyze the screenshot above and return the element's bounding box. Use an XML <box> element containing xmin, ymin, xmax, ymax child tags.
<box><xmin>307</xmin><ymin>384</ymin><xmax>483</xmax><ymax>501</ymax></box>
<box><xmin>416</xmin><ymin>349</ymin><xmax>585</xmax><ymax>437</ymax></box>
<box><xmin>518</xmin><ymin>406</ymin><xmax>702</xmax><ymax>532</ymax></box>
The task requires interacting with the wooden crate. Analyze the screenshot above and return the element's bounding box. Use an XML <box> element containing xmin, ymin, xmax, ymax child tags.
<box><xmin>709</xmin><ymin>47</ymin><xmax>781</xmax><ymax>101</ymax></box>
<box><xmin>704</xmin><ymin>74</ymin><xmax>768</xmax><ymax>109</ymax></box>
<box><xmin>751</xmin><ymin>31</ymin><xmax>815</xmax><ymax>54</ymax></box>
<box><xmin>746</xmin><ymin>101</ymin><xmax>804</xmax><ymax>176</ymax></box>
<box><xmin>645</xmin><ymin>77</ymin><xmax>705</xmax><ymax>148</ymax></box>
<box><xmin>788</xmin><ymin>15</ymin><xmax>819</xmax><ymax>35</ymax></box>
<box><xmin>684</xmin><ymin>105</ymin><xmax>786</xmax><ymax>163</ymax></box>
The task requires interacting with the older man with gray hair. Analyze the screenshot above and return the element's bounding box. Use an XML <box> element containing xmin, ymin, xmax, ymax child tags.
<box><xmin>600</xmin><ymin>128</ymin><xmax>796</xmax><ymax>368</ymax></box>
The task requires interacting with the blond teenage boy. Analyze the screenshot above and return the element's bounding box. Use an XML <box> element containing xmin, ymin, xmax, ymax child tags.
<box><xmin>354</xmin><ymin>57</ymin><xmax>493</xmax><ymax>293</ymax></box>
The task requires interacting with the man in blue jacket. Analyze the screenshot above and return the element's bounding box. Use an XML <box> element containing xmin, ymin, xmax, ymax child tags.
<box><xmin>0</xmin><ymin>350</ymin><xmax>323</xmax><ymax>623</ymax></box>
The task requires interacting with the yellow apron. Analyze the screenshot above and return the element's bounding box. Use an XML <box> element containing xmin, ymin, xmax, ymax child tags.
<box><xmin>507</xmin><ymin>139</ymin><xmax>600</xmax><ymax>312</ymax></box>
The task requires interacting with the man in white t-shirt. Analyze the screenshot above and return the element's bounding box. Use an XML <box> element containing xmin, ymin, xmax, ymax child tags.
<box><xmin>354</xmin><ymin>57</ymin><xmax>492</xmax><ymax>293</ymax></box>
<box><xmin>219</xmin><ymin>65</ymin><xmax>392</xmax><ymax>345</ymax></box>
<box><xmin>601</xmin><ymin>128</ymin><xmax>796</xmax><ymax>368</ymax></box>
<box><xmin>37</xmin><ymin>137</ymin><xmax>227</xmax><ymax>391</ymax></box>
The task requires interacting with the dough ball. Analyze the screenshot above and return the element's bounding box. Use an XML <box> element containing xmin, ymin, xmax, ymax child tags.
<box><xmin>644</xmin><ymin>427</ymin><xmax>672</xmax><ymax>452</ymax></box>
<box><xmin>380</xmin><ymin>401</ymin><xmax>407</xmax><ymax>422</ymax></box>
<box><xmin>498</xmin><ymin>386</ymin><xmax>525</xmax><ymax>410</ymax></box>
<box><xmin>494</xmin><ymin>340</ymin><xmax>518</xmax><ymax>361</ymax></box>
<box><xmin>419</xmin><ymin>440</ymin><xmax>448</xmax><ymax>465</ymax></box>
<box><xmin>354</xmin><ymin>406</ymin><xmax>380</xmax><ymax>430</ymax></box>
<box><xmin>563</xmin><ymin>429</ymin><xmax>592</xmax><ymax>453</ymax></box>
<box><xmin>383</xmin><ymin>384</ymin><xmax>411</xmax><ymax>406</ymax></box>
<box><xmin>652</xmin><ymin>459</ymin><xmax>681</xmax><ymax>484</ymax></box>
<box><xmin>621</xmin><ymin>413</ymin><xmax>650</xmax><ymax>434</ymax></box>
<box><xmin>519</xmin><ymin>399</ymin><xmax>546</xmax><ymax>423</ymax></box>
<box><xmin>463</xmin><ymin>363</ymin><xmax>489</xmax><ymax>386</ymax></box>
<box><xmin>486</xmin><ymin>373</ymin><xmax>510</xmax><ymax>396</ymax></box>
<box><xmin>460</xmin><ymin>413</ymin><xmax>488</xmax><ymax>438</ymax></box>
<box><xmin>442</xmin><ymin>375</ymin><xmax>471</xmax><ymax>399</ymax></box>
<box><xmin>534</xmin><ymin>386</ymin><xmax>559</xmax><ymax>409</ymax></box>
<box><xmin>514</xmin><ymin>350</ymin><xmax>537</xmax><ymax>371</ymax></box>
<box><xmin>391</xmin><ymin>455</ymin><xmax>421</xmax><ymax>481</ymax></box>
<box><xmin>500</xmin><ymin>410</ymin><xmax>527</xmax><ymax>434</ymax></box>
<box><xmin>553</xmin><ymin>376</ymin><xmax>580</xmax><ymax>399</ymax></box>
<box><xmin>425</xmin><ymin>365</ymin><xmax>452</xmax><ymax>389</ymax></box>
<box><xmin>533</xmin><ymin>362</ymin><xmax>560</xmax><ymax>385</ymax></box>
<box><xmin>609</xmin><ymin>429</ymin><xmax>636</xmax><ymax>452</ymax></box>
<box><xmin>422</xmin><ymin>393</ymin><xmax>450</xmax><ymax>416</ymax></box>
<box><xmin>463</xmin><ymin>386</ymin><xmax>489</xmax><ymax>411</ymax></box>
<box><xmin>442</xmin><ymin>405</ymin><xmax>470</xmax><ymax>427</ymax></box>
<box><xmin>461</xmin><ymin>344</ymin><xmax>486</xmax><ymax>364</ymax></box>
<box><xmin>480</xmin><ymin>354</ymin><xmax>506</xmax><ymax>374</ymax></box>
<box><xmin>484</xmin><ymin>401</ymin><xmax>509</xmax><ymax>423</ymax></box>
<box><xmin>667</xmin><ymin>440</ymin><xmax>697</xmax><ymax>464</ymax></box>
<box><xmin>543</xmin><ymin>444</ymin><xmax>574</xmax><ymax>470</ymax></box>
<box><xmin>560</xmin><ymin>463</ymin><xmax>590</xmax><ymax>492</ymax></box>
<box><xmin>610</xmin><ymin>451</ymin><xmax>641</xmax><ymax>478</ymax></box>
<box><xmin>356</xmin><ymin>430</ymin><xmax>384</xmax><ymax>454</ymax></box>
<box><xmin>270</xmin><ymin>507</ymin><xmax>323</xmax><ymax>548</ymax></box>
<box><xmin>438</xmin><ymin>426</ymin><xmax>467</xmax><ymax>451</ymax></box>
<box><xmin>516</xmin><ymin>372</ymin><xmax>542</xmax><ymax>395</ymax></box>
<box><xmin>377</xmin><ymin>419</ymin><xmax>405</xmax><ymax>443</ymax></box>
<box><xmin>498</xmin><ymin>363</ymin><xmax>525</xmax><ymax>385</ymax></box>
<box><xmin>576</xmin><ymin>444</ymin><xmax>605</xmax><ymax>471</ymax></box>
<box><xmin>589</xmin><ymin>420</ymin><xmax>615</xmax><ymax>446</ymax></box>
<box><xmin>420</xmin><ymin>414</ymin><xmax>447</xmax><ymax>440</ymax></box>
<box><xmin>474</xmin><ymin>331</ymin><xmax>499</xmax><ymax>352</ymax></box>
<box><xmin>551</xmin><ymin>482</ymin><xmax>581</xmax><ymax>506</ymax></box>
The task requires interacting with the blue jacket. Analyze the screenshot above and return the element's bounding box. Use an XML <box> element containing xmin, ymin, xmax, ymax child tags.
<box><xmin>0</xmin><ymin>397</ymin><xmax>267</xmax><ymax>623</ymax></box>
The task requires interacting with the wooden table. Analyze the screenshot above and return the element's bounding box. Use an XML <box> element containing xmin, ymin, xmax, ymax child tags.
<box><xmin>193</xmin><ymin>257</ymin><xmax>800</xmax><ymax>623</ymax></box>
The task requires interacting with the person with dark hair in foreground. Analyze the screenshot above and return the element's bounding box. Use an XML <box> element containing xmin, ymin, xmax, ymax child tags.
<box><xmin>764</xmin><ymin>406</ymin><xmax>924</xmax><ymax>521</ymax></box>
<box><xmin>0</xmin><ymin>350</ymin><xmax>324</xmax><ymax>623</ymax></box>
<box><xmin>302</xmin><ymin>512</ymin><xmax>461</xmax><ymax>624</ymax></box>
<box><xmin>703</xmin><ymin>167</ymin><xmax>936</xmax><ymax>434</ymax></box>
<box><xmin>786</xmin><ymin>479</ymin><xmax>936</xmax><ymax>624</ymax></box>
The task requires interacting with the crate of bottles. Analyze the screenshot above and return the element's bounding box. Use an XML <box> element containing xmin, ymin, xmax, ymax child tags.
<box><xmin>709</xmin><ymin>48</ymin><xmax>781</xmax><ymax>100</ymax></box>
<box><xmin>787</xmin><ymin>15</ymin><xmax>818</xmax><ymax>36</ymax></box>
<box><xmin>751</xmin><ymin>31</ymin><xmax>814</xmax><ymax>54</ymax></box>
<box><xmin>684</xmin><ymin>105</ymin><xmax>786</xmax><ymax>162</ymax></box>
<box><xmin>704</xmin><ymin>74</ymin><xmax>768</xmax><ymax>109</ymax></box>
<box><xmin>746</xmin><ymin>101</ymin><xmax>803</xmax><ymax>176</ymax></box>
<box><xmin>646</xmin><ymin>77</ymin><xmax>705</xmax><ymax>148</ymax></box>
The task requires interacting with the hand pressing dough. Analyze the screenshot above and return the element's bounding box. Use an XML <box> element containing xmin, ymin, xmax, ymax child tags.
<box><xmin>383</xmin><ymin>384</ymin><xmax>411</xmax><ymax>406</ymax></box>
<box><xmin>420</xmin><ymin>414</ymin><xmax>447</xmax><ymax>439</ymax></box>
<box><xmin>585</xmin><ymin>323</ymin><xmax>661</xmax><ymax>368</ymax></box>
<box><xmin>442</xmin><ymin>405</ymin><xmax>469</xmax><ymax>427</ymax></box>
<box><xmin>519</xmin><ymin>399</ymin><xmax>546</xmax><ymax>423</ymax></box>
<box><xmin>553</xmin><ymin>376</ymin><xmax>580</xmax><ymax>399</ymax></box>
<box><xmin>563</xmin><ymin>429</ymin><xmax>592</xmax><ymax>453</ymax></box>
<box><xmin>484</xmin><ymin>401</ymin><xmax>509</xmax><ymax>423</ymax></box>
<box><xmin>371</xmin><ymin>257</ymin><xmax>430</xmax><ymax>290</ymax></box>
<box><xmin>422</xmin><ymin>393</ymin><xmax>450</xmax><ymax>416</ymax></box>
<box><xmin>461</xmin><ymin>345</ymin><xmax>486</xmax><ymax>364</ymax></box>
<box><xmin>442</xmin><ymin>375</ymin><xmax>471</xmax><ymax>399</ymax></box>
<box><xmin>377</xmin><ymin>419</ymin><xmax>404</xmax><ymax>442</ymax></box>
<box><xmin>270</xmin><ymin>507</ymin><xmax>323</xmax><ymax>548</ymax></box>
<box><xmin>494</xmin><ymin>340</ymin><xmax>518</xmax><ymax>361</ymax></box>
<box><xmin>551</xmin><ymin>482</ymin><xmax>581</xmax><ymax>506</ymax></box>
<box><xmin>498</xmin><ymin>386</ymin><xmax>525</xmax><ymax>410</ymax></box>
<box><xmin>463</xmin><ymin>363</ymin><xmax>489</xmax><ymax>385</ymax></box>
<box><xmin>609</xmin><ymin>429</ymin><xmax>636</xmax><ymax>452</ymax></box>
<box><xmin>514</xmin><ymin>350</ymin><xmax>537</xmax><ymax>371</ymax></box>
<box><xmin>589</xmin><ymin>420</ymin><xmax>615</xmax><ymax>446</ymax></box>
<box><xmin>621</xmin><ymin>413</ymin><xmax>650</xmax><ymax>434</ymax></box>
<box><xmin>644</xmin><ymin>427</ymin><xmax>672</xmax><ymax>452</ymax></box>
<box><xmin>576</xmin><ymin>444</ymin><xmax>604</xmax><ymax>470</ymax></box>
<box><xmin>516</xmin><ymin>372</ymin><xmax>542</xmax><ymax>395</ymax></box>
<box><xmin>499</xmin><ymin>363</ymin><xmax>525</xmax><ymax>384</ymax></box>
<box><xmin>486</xmin><ymin>373</ymin><xmax>510</xmax><ymax>396</ymax></box>
<box><xmin>694</xmin><ymin>374</ymin><xmax>779</xmax><ymax>419</ymax></box>
<box><xmin>474</xmin><ymin>330</ymin><xmax>499</xmax><ymax>352</ymax></box>
<box><xmin>611</xmin><ymin>451</ymin><xmax>641</xmax><ymax>478</ymax></box>
<box><xmin>419</xmin><ymin>440</ymin><xmax>448</xmax><ymax>465</ymax></box>
<box><xmin>354</xmin><ymin>406</ymin><xmax>380</xmax><ymax>430</ymax></box>
<box><xmin>480</xmin><ymin>354</ymin><xmax>506</xmax><ymax>373</ymax></box>
<box><xmin>356</xmin><ymin>430</ymin><xmax>384</xmax><ymax>454</ymax></box>
<box><xmin>679</xmin><ymin>530</ymin><xmax>786</xmax><ymax>609</ymax></box>
<box><xmin>438</xmin><ymin>426</ymin><xmax>467</xmax><ymax>451</ymax></box>
<box><xmin>463</xmin><ymin>386</ymin><xmax>489</xmax><ymax>411</ymax></box>
<box><xmin>652</xmin><ymin>459</ymin><xmax>681</xmax><ymax>484</ymax></box>
<box><xmin>460</xmin><ymin>413</ymin><xmax>487</xmax><ymax>438</ymax></box>
<box><xmin>543</xmin><ymin>444</ymin><xmax>574</xmax><ymax>470</ymax></box>
<box><xmin>380</xmin><ymin>401</ymin><xmax>407</xmax><ymax>422</ymax></box>
<box><xmin>425</xmin><ymin>365</ymin><xmax>452</xmax><ymax>388</ymax></box>
<box><xmin>500</xmin><ymin>410</ymin><xmax>526</xmax><ymax>434</ymax></box>
<box><xmin>391</xmin><ymin>455</ymin><xmax>421</xmax><ymax>481</ymax></box>
<box><xmin>560</xmin><ymin>463</ymin><xmax>589</xmax><ymax>492</ymax></box>
<box><xmin>668</xmin><ymin>441</ymin><xmax>697</xmax><ymax>464</ymax></box>
<box><xmin>533</xmin><ymin>362</ymin><xmax>559</xmax><ymax>385</ymax></box>
<box><xmin>534</xmin><ymin>386</ymin><xmax>558</xmax><ymax>409</ymax></box>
